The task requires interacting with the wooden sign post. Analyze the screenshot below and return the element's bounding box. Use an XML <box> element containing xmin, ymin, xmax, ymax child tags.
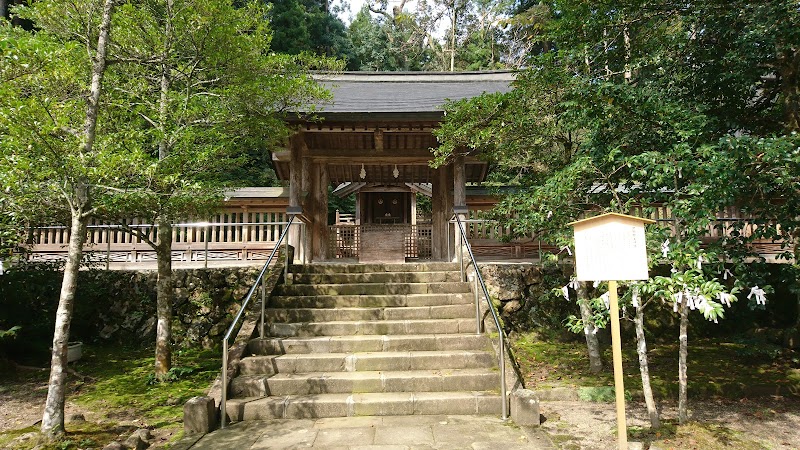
<box><xmin>569</xmin><ymin>213</ymin><xmax>655</xmax><ymax>450</ymax></box>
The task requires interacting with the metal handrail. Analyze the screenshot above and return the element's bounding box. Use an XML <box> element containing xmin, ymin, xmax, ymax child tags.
<box><xmin>220</xmin><ymin>215</ymin><xmax>295</xmax><ymax>428</ymax></box>
<box><xmin>453</xmin><ymin>214</ymin><xmax>509</xmax><ymax>420</ymax></box>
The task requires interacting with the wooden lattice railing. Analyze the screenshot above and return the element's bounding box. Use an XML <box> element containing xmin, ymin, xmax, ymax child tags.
<box><xmin>23</xmin><ymin>208</ymin><xmax>288</xmax><ymax>265</ymax></box>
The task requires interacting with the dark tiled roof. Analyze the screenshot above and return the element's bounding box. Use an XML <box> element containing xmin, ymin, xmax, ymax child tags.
<box><xmin>313</xmin><ymin>72</ymin><xmax>515</xmax><ymax>113</ymax></box>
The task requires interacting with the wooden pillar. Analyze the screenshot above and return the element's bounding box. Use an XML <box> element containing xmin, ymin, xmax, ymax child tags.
<box><xmin>410</xmin><ymin>192</ymin><xmax>417</xmax><ymax>226</ymax></box>
<box><xmin>311</xmin><ymin>163</ymin><xmax>330</xmax><ymax>261</ymax></box>
<box><xmin>355</xmin><ymin>192</ymin><xmax>362</xmax><ymax>225</ymax></box>
<box><xmin>453</xmin><ymin>155</ymin><xmax>467</xmax><ymax>262</ymax></box>
<box><xmin>288</xmin><ymin>133</ymin><xmax>304</xmax><ymax>262</ymax></box>
<box><xmin>432</xmin><ymin>165</ymin><xmax>453</xmax><ymax>261</ymax></box>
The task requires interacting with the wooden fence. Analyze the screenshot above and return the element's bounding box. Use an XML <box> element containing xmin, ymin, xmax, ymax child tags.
<box><xmin>24</xmin><ymin>208</ymin><xmax>289</xmax><ymax>266</ymax></box>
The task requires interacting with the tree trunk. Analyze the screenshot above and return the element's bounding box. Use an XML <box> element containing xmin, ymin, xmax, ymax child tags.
<box><xmin>577</xmin><ymin>281</ymin><xmax>603</xmax><ymax>373</ymax></box>
<box><xmin>634</xmin><ymin>305</ymin><xmax>660</xmax><ymax>428</ymax></box>
<box><xmin>154</xmin><ymin>221</ymin><xmax>174</xmax><ymax>379</ymax></box>
<box><xmin>41</xmin><ymin>209</ymin><xmax>89</xmax><ymax>439</ymax></box>
<box><xmin>678</xmin><ymin>298</ymin><xmax>689</xmax><ymax>424</ymax></box>
<box><xmin>780</xmin><ymin>48</ymin><xmax>800</xmax><ymax>132</ymax></box>
<box><xmin>0</xmin><ymin>0</ymin><xmax>8</xmax><ymax>20</ymax></box>
<box><xmin>41</xmin><ymin>0</ymin><xmax>113</xmax><ymax>438</ymax></box>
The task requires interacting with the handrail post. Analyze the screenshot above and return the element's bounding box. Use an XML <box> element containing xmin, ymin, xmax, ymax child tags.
<box><xmin>260</xmin><ymin>277</ymin><xmax>266</xmax><ymax>339</ymax></box>
<box><xmin>221</xmin><ymin>338</ymin><xmax>228</xmax><ymax>428</ymax></box>
<box><xmin>284</xmin><ymin>222</ymin><xmax>290</xmax><ymax>284</ymax></box>
<box><xmin>459</xmin><ymin>232</ymin><xmax>465</xmax><ymax>282</ymax></box>
<box><xmin>499</xmin><ymin>331</ymin><xmax>508</xmax><ymax>420</ymax></box>
<box><xmin>470</xmin><ymin>273</ymin><xmax>481</xmax><ymax>335</ymax></box>
<box><xmin>105</xmin><ymin>226</ymin><xmax>111</xmax><ymax>270</ymax></box>
<box><xmin>204</xmin><ymin>224</ymin><xmax>210</xmax><ymax>269</ymax></box>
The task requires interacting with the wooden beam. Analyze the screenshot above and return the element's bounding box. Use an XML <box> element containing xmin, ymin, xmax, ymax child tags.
<box><xmin>289</xmin><ymin>134</ymin><xmax>304</xmax><ymax>210</ymax></box>
<box><xmin>311</xmin><ymin>163</ymin><xmax>330</xmax><ymax>261</ymax></box>
<box><xmin>431</xmin><ymin>165</ymin><xmax>452</xmax><ymax>261</ymax></box>
<box><xmin>374</xmin><ymin>129</ymin><xmax>384</xmax><ymax>151</ymax></box>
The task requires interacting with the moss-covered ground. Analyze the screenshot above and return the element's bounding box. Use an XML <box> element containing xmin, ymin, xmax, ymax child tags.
<box><xmin>0</xmin><ymin>344</ymin><xmax>219</xmax><ymax>449</ymax></box>
<box><xmin>514</xmin><ymin>332</ymin><xmax>800</xmax><ymax>448</ymax></box>
<box><xmin>513</xmin><ymin>333</ymin><xmax>800</xmax><ymax>399</ymax></box>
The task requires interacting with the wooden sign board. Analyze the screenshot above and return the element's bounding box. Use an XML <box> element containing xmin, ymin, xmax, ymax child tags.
<box><xmin>569</xmin><ymin>213</ymin><xmax>656</xmax><ymax>282</ymax></box>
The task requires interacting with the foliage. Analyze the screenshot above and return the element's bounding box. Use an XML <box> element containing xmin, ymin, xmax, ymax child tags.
<box><xmin>0</xmin><ymin>326</ymin><xmax>21</xmax><ymax>340</ymax></box>
<box><xmin>436</xmin><ymin>0</ymin><xmax>800</xmax><ymax>424</ymax></box>
<box><xmin>268</xmin><ymin>0</ymin><xmax>355</xmax><ymax>67</ymax></box>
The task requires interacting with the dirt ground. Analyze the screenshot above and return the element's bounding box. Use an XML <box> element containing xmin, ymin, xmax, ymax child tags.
<box><xmin>3</xmin><ymin>374</ymin><xmax>800</xmax><ymax>449</ymax></box>
<box><xmin>0</xmin><ymin>374</ymin><xmax>176</xmax><ymax>448</ymax></box>
<box><xmin>540</xmin><ymin>397</ymin><xmax>800</xmax><ymax>449</ymax></box>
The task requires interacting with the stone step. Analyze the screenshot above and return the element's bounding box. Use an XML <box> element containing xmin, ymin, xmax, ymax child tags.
<box><xmin>274</xmin><ymin>282</ymin><xmax>471</xmax><ymax>297</ymax></box>
<box><xmin>238</xmin><ymin>350</ymin><xmax>496</xmax><ymax>376</ymax></box>
<box><xmin>265</xmin><ymin>304</ymin><xmax>474</xmax><ymax>323</ymax></box>
<box><xmin>230</xmin><ymin>369</ymin><xmax>501</xmax><ymax>397</ymax></box>
<box><xmin>288</xmin><ymin>262</ymin><xmax>460</xmax><ymax>274</ymax></box>
<box><xmin>225</xmin><ymin>391</ymin><xmax>502</xmax><ymax>421</ymax></box>
<box><xmin>248</xmin><ymin>334</ymin><xmax>490</xmax><ymax>355</ymax></box>
<box><xmin>269</xmin><ymin>318</ymin><xmax>475</xmax><ymax>337</ymax></box>
<box><xmin>290</xmin><ymin>271</ymin><xmax>462</xmax><ymax>284</ymax></box>
<box><xmin>270</xmin><ymin>293</ymin><xmax>472</xmax><ymax>309</ymax></box>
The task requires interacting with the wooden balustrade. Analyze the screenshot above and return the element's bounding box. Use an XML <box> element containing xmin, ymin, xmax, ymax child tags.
<box><xmin>24</xmin><ymin>208</ymin><xmax>288</xmax><ymax>265</ymax></box>
<box><xmin>21</xmin><ymin>204</ymin><xmax>792</xmax><ymax>266</ymax></box>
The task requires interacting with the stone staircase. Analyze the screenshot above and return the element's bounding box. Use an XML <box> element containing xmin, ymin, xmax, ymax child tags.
<box><xmin>224</xmin><ymin>262</ymin><xmax>503</xmax><ymax>421</ymax></box>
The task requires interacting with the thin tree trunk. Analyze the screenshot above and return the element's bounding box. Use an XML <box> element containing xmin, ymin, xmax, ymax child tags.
<box><xmin>634</xmin><ymin>305</ymin><xmax>660</xmax><ymax>428</ymax></box>
<box><xmin>1</xmin><ymin>0</ymin><xmax>8</xmax><ymax>20</ymax></box>
<box><xmin>577</xmin><ymin>281</ymin><xmax>603</xmax><ymax>373</ymax></box>
<box><xmin>678</xmin><ymin>298</ymin><xmax>689</xmax><ymax>424</ymax></box>
<box><xmin>41</xmin><ymin>208</ymin><xmax>89</xmax><ymax>438</ymax></box>
<box><xmin>41</xmin><ymin>0</ymin><xmax>113</xmax><ymax>438</ymax></box>
<box><xmin>780</xmin><ymin>48</ymin><xmax>800</xmax><ymax>132</ymax></box>
<box><xmin>154</xmin><ymin>221</ymin><xmax>174</xmax><ymax>378</ymax></box>
<box><xmin>153</xmin><ymin>0</ymin><xmax>174</xmax><ymax>380</ymax></box>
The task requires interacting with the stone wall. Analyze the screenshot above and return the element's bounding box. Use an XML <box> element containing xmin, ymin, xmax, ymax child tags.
<box><xmin>477</xmin><ymin>263</ymin><xmax>577</xmax><ymax>333</ymax></box>
<box><xmin>0</xmin><ymin>266</ymin><xmax>261</xmax><ymax>357</ymax></box>
<box><xmin>96</xmin><ymin>268</ymin><xmax>260</xmax><ymax>348</ymax></box>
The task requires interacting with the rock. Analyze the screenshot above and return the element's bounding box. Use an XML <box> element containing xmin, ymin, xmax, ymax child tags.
<box><xmin>166</xmin><ymin>396</ymin><xmax>180</xmax><ymax>406</ymax></box>
<box><xmin>225</xmin><ymin>272</ymin><xmax>238</xmax><ymax>285</ymax></box>
<box><xmin>184</xmin><ymin>396</ymin><xmax>218</xmax><ymax>434</ymax></box>
<box><xmin>138</xmin><ymin>317</ymin><xmax>156</xmax><ymax>338</ymax></box>
<box><xmin>102</xmin><ymin>442</ymin><xmax>125</xmax><ymax>450</ymax></box>
<box><xmin>481</xmin><ymin>265</ymin><xmax>526</xmax><ymax>302</ymax></box>
<box><xmin>99</xmin><ymin>324</ymin><xmax>119</xmax><ymax>339</ymax></box>
<box><xmin>502</xmin><ymin>299</ymin><xmax>523</xmax><ymax>314</ymax></box>
<box><xmin>510</xmin><ymin>389</ymin><xmax>540</xmax><ymax>426</ymax></box>
<box><xmin>522</xmin><ymin>267</ymin><xmax>543</xmax><ymax>285</ymax></box>
<box><xmin>131</xmin><ymin>428</ymin><xmax>153</xmax><ymax>441</ymax></box>
<box><xmin>123</xmin><ymin>429</ymin><xmax>150</xmax><ymax>450</ymax></box>
<box><xmin>67</xmin><ymin>413</ymin><xmax>86</xmax><ymax>422</ymax></box>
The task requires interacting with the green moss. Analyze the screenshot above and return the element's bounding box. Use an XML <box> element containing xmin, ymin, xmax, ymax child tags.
<box><xmin>512</xmin><ymin>332</ymin><xmax>800</xmax><ymax>400</ymax></box>
<box><xmin>630</xmin><ymin>421</ymin><xmax>767</xmax><ymax>450</ymax></box>
<box><xmin>70</xmin><ymin>345</ymin><xmax>220</xmax><ymax>425</ymax></box>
